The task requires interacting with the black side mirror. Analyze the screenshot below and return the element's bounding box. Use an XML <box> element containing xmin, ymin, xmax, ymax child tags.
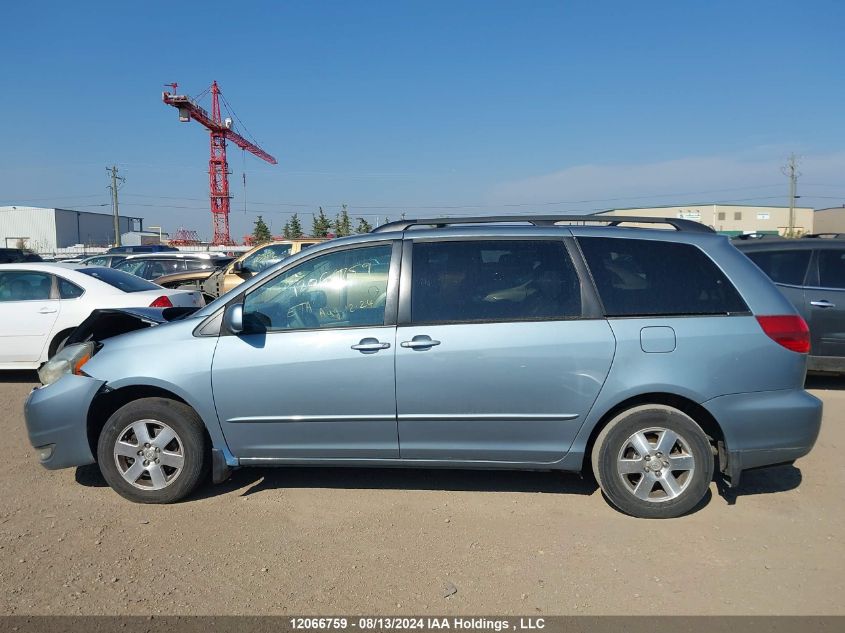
<box><xmin>232</xmin><ymin>260</ymin><xmax>244</xmax><ymax>274</ymax></box>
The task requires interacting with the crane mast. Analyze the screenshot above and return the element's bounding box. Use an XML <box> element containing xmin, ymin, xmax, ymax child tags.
<box><xmin>162</xmin><ymin>81</ymin><xmax>277</xmax><ymax>245</ymax></box>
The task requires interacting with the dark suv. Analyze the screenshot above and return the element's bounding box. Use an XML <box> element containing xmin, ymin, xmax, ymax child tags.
<box><xmin>736</xmin><ymin>237</ymin><xmax>845</xmax><ymax>373</ymax></box>
<box><xmin>0</xmin><ymin>247</ymin><xmax>42</xmax><ymax>263</ymax></box>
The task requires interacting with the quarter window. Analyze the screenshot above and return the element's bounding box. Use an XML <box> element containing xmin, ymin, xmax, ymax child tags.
<box><xmin>243</xmin><ymin>244</ymin><xmax>392</xmax><ymax>332</ymax></box>
<box><xmin>410</xmin><ymin>240</ymin><xmax>582</xmax><ymax>324</ymax></box>
<box><xmin>744</xmin><ymin>250</ymin><xmax>811</xmax><ymax>286</ymax></box>
<box><xmin>58</xmin><ymin>278</ymin><xmax>84</xmax><ymax>299</ymax></box>
<box><xmin>578</xmin><ymin>237</ymin><xmax>748</xmax><ymax>316</ymax></box>
<box><xmin>817</xmin><ymin>250</ymin><xmax>845</xmax><ymax>289</ymax></box>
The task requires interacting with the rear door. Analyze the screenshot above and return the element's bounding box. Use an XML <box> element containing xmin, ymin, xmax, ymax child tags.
<box><xmin>0</xmin><ymin>270</ymin><xmax>61</xmax><ymax>363</ymax></box>
<box><xmin>395</xmin><ymin>237</ymin><xmax>615</xmax><ymax>463</ymax></box>
<box><xmin>805</xmin><ymin>248</ymin><xmax>845</xmax><ymax>358</ymax></box>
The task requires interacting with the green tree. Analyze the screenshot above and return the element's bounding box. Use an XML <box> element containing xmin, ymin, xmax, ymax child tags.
<box><xmin>312</xmin><ymin>207</ymin><xmax>332</xmax><ymax>237</ymax></box>
<box><xmin>355</xmin><ymin>217</ymin><xmax>373</xmax><ymax>234</ymax></box>
<box><xmin>252</xmin><ymin>215</ymin><xmax>272</xmax><ymax>243</ymax></box>
<box><xmin>282</xmin><ymin>220</ymin><xmax>292</xmax><ymax>239</ymax></box>
<box><xmin>288</xmin><ymin>213</ymin><xmax>304</xmax><ymax>238</ymax></box>
<box><xmin>334</xmin><ymin>204</ymin><xmax>352</xmax><ymax>237</ymax></box>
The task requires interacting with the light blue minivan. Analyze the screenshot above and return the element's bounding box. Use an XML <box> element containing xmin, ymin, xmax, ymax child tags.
<box><xmin>24</xmin><ymin>216</ymin><xmax>822</xmax><ymax>518</ymax></box>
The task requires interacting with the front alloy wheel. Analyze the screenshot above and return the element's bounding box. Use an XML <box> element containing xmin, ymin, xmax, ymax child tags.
<box><xmin>97</xmin><ymin>397</ymin><xmax>208</xmax><ymax>503</ymax></box>
<box><xmin>113</xmin><ymin>419</ymin><xmax>185</xmax><ymax>490</ymax></box>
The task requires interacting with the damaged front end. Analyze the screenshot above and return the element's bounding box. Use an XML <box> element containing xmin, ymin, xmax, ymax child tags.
<box><xmin>65</xmin><ymin>306</ymin><xmax>201</xmax><ymax>346</ymax></box>
<box><xmin>37</xmin><ymin>306</ymin><xmax>202</xmax><ymax>388</ymax></box>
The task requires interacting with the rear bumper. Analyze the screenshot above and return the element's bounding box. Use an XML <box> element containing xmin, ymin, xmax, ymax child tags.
<box><xmin>24</xmin><ymin>374</ymin><xmax>105</xmax><ymax>470</ymax></box>
<box><xmin>702</xmin><ymin>388</ymin><xmax>822</xmax><ymax>486</ymax></box>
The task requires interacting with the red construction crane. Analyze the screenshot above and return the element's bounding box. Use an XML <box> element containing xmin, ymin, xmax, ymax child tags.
<box><xmin>162</xmin><ymin>81</ymin><xmax>277</xmax><ymax>245</ymax></box>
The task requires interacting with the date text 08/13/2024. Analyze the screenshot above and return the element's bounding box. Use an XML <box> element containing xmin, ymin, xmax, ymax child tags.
<box><xmin>289</xmin><ymin>618</ymin><xmax>546</xmax><ymax>631</ymax></box>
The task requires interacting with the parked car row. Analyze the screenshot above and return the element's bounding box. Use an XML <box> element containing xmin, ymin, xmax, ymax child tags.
<box><xmin>22</xmin><ymin>216</ymin><xmax>821</xmax><ymax>519</ymax></box>
<box><xmin>0</xmin><ymin>263</ymin><xmax>203</xmax><ymax>369</ymax></box>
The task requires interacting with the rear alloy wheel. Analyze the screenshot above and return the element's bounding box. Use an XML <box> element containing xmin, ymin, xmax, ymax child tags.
<box><xmin>97</xmin><ymin>398</ymin><xmax>208</xmax><ymax>503</ymax></box>
<box><xmin>592</xmin><ymin>405</ymin><xmax>714</xmax><ymax>518</ymax></box>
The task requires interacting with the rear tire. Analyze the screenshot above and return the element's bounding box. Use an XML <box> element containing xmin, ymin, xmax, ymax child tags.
<box><xmin>96</xmin><ymin>397</ymin><xmax>209</xmax><ymax>504</ymax></box>
<box><xmin>48</xmin><ymin>329</ymin><xmax>74</xmax><ymax>358</ymax></box>
<box><xmin>591</xmin><ymin>405</ymin><xmax>713</xmax><ymax>519</ymax></box>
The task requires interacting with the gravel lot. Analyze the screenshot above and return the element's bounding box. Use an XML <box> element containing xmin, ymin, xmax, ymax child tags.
<box><xmin>1</xmin><ymin>372</ymin><xmax>843</xmax><ymax>615</ymax></box>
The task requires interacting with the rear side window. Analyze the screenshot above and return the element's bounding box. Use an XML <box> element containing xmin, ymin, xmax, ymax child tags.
<box><xmin>0</xmin><ymin>271</ymin><xmax>53</xmax><ymax>301</ymax></box>
<box><xmin>578</xmin><ymin>237</ymin><xmax>748</xmax><ymax>317</ymax></box>
<box><xmin>185</xmin><ymin>259</ymin><xmax>212</xmax><ymax>271</ymax></box>
<box><xmin>817</xmin><ymin>250</ymin><xmax>845</xmax><ymax>289</ymax></box>
<box><xmin>242</xmin><ymin>244</ymin><xmax>293</xmax><ymax>273</ymax></box>
<box><xmin>411</xmin><ymin>240</ymin><xmax>582</xmax><ymax>324</ymax></box>
<box><xmin>78</xmin><ymin>267</ymin><xmax>160</xmax><ymax>293</ymax></box>
<box><xmin>744</xmin><ymin>250</ymin><xmax>811</xmax><ymax>286</ymax></box>
<box><xmin>115</xmin><ymin>259</ymin><xmax>147</xmax><ymax>277</ymax></box>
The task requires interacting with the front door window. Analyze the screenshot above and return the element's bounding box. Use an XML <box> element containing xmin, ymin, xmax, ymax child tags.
<box><xmin>243</xmin><ymin>244</ymin><xmax>392</xmax><ymax>331</ymax></box>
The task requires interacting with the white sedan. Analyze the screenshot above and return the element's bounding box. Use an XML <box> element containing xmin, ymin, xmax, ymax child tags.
<box><xmin>0</xmin><ymin>263</ymin><xmax>204</xmax><ymax>369</ymax></box>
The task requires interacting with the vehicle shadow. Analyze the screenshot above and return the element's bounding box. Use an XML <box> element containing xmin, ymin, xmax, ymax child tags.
<box><xmin>75</xmin><ymin>461</ymin><xmax>798</xmax><ymax>512</ymax></box>
<box><xmin>0</xmin><ymin>370</ymin><xmax>39</xmax><ymax>384</ymax></box>
<box><xmin>75</xmin><ymin>463</ymin><xmax>599</xmax><ymax>497</ymax></box>
<box><xmin>74</xmin><ymin>463</ymin><xmax>110</xmax><ymax>487</ymax></box>
<box><xmin>805</xmin><ymin>375</ymin><xmax>845</xmax><ymax>390</ymax></box>
<box><xmin>716</xmin><ymin>464</ymin><xmax>802</xmax><ymax>505</ymax></box>
<box><xmin>197</xmin><ymin>466</ymin><xmax>599</xmax><ymax>500</ymax></box>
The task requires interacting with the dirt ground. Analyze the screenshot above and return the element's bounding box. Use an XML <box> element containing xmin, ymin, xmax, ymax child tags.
<box><xmin>1</xmin><ymin>372</ymin><xmax>843</xmax><ymax>616</ymax></box>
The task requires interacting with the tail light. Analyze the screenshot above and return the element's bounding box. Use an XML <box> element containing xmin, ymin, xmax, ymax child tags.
<box><xmin>149</xmin><ymin>295</ymin><xmax>173</xmax><ymax>308</ymax></box>
<box><xmin>756</xmin><ymin>315</ymin><xmax>810</xmax><ymax>353</ymax></box>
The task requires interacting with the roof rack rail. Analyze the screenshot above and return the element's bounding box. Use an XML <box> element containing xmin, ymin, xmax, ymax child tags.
<box><xmin>802</xmin><ymin>233</ymin><xmax>845</xmax><ymax>239</ymax></box>
<box><xmin>372</xmin><ymin>214</ymin><xmax>715</xmax><ymax>234</ymax></box>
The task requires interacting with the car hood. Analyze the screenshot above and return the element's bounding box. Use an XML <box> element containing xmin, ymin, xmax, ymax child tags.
<box><xmin>65</xmin><ymin>306</ymin><xmax>201</xmax><ymax>346</ymax></box>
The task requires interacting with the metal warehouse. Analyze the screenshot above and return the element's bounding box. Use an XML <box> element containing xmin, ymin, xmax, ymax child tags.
<box><xmin>0</xmin><ymin>206</ymin><xmax>144</xmax><ymax>252</ymax></box>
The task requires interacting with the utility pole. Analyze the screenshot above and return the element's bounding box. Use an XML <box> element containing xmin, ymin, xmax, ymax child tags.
<box><xmin>107</xmin><ymin>165</ymin><xmax>125</xmax><ymax>246</ymax></box>
<box><xmin>782</xmin><ymin>154</ymin><xmax>801</xmax><ymax>237</ymax></box>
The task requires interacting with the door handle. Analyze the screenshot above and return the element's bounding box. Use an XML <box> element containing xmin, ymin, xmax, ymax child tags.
<box><xmin>38</xmin><ymin>307</ymin><xmax>58</xmax><ymax>314</ymax></box>
<box><xmin>400</xmin><ymin>335</ymin><xmax>441</xmax><ymax>350</ymax></box>
<box><xmin>810</xmin><ymin>300</ymin><xmax>836</xmax><ymax>308</ymax></box>
<box><xmin>351</xmin><ymin>338</ymin><xmax>391</xmax><ymax>353</ymax></box>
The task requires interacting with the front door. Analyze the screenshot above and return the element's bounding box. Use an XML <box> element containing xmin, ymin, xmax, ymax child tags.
<box><xmin>395</xmin><ymin>239</ymin><xmax>615</xmax><ymax>463</ymax></box>
<box><xmin>0</xmin><ymin>271</ymin><xmax>61</xmax><ymax>363</ymax></box>
<box><xmin>212</xmin><ymin>242</ymin><xmax>400</xmax><ymax>459</ymax></box>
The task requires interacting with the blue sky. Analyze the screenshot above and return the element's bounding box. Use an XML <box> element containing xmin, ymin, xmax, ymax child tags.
<box><xmin>2</xmin><ymin>1</ymin><xmax>843</xmax><ymax>241</ymax></box>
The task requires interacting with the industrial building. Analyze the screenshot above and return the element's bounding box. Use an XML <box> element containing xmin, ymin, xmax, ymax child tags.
<box><xmin>0</xmin><ymin>206</ymin><xmax>144</xmax><ymax>252</ymax></box>
<box><xmin>812</xmin><ymin>206</ymin><xmax>845</xmax><ymax>234</ymax></box>
<box><xmin>597</xmin><ymin>204</ymin><xmax>839</xmax><ymax>236</ymax></box>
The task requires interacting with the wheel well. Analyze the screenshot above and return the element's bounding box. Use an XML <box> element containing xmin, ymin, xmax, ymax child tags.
<box><xmin>582</xmin><ymin>393</ymin><xmax>723</xmax><ymax>477</ymax></box>
<box><xmin>48</xmin><ymin>328</ymin><xmax>77</xmax><ymax>358</ymax></box>
<box><xmin>86</xmin><ymin>385</ymin><xmax>199</xmax><ymax>460</ymax></box>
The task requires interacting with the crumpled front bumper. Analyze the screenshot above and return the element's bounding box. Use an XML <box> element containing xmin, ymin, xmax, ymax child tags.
<box><xmin>24</xmin><ymin>374</ymin><xmax>106</xmax><ymax>470</ymax></box>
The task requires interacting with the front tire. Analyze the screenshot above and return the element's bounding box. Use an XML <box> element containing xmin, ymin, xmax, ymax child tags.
<box><xmin>591</xmin><ymin>405</ymin><xmax>714</xmax><ymax>519</ymax></box>
<box><xmin>96</xmin><ymin>397</ymin><xmax>209</xmax><ymax>503</ymax></box>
